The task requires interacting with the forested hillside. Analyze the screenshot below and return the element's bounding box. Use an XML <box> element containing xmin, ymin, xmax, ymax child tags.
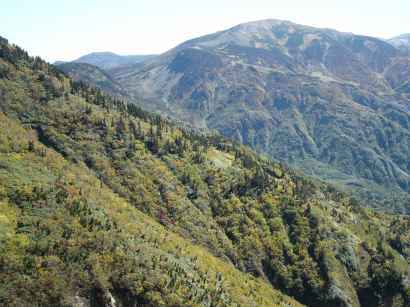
<box><xmin>1</xmin><ymin>36</ymin><xmax>410</xmax><ymax>307</ymax></box>
<box><xmin>0</xmin><ymin>36</ymin><xmax>302</xmax><ymax>307</ymax></box>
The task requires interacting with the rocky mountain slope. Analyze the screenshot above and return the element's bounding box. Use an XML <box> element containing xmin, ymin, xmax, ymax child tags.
<box><xmin>103</xmin><ymin>19</ymin><xmax>410</xmax><ymax>213</ymax></box>
<box><xmin>2</xmin><ymin>36</ymin><xmax>410</xmax><ymax>307</ymax></box>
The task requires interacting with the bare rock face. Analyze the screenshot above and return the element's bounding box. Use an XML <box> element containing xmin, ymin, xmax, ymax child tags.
<box><xmin>72</xmin><ymin>295</ymin><xmax>90</xmax><ymax>307</ymax></box>
<box><xmin>105</xmin><ymin>290</ymin><xmax>117</xmax><ymax>307</ymax></box>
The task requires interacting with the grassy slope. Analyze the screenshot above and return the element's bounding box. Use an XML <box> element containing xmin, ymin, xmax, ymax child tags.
<box><xmin>0</xmin><ymin>114</ymin><xmax>302</xmax><ymax>307</ymax></box>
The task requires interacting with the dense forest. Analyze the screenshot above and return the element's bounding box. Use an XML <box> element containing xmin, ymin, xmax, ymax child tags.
<box><xmin>1</xmin><ymin>36</ymin><xmax>410</xmax><ymax>307</ymax></box>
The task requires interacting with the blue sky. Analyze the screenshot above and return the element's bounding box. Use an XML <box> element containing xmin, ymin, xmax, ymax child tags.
<box><xmin>2</xmin><ymin>0</ymin><xmax>410</xmax><ymax>62</ymax></box>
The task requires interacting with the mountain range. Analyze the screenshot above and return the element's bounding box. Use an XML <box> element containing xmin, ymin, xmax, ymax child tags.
<box><xmin>58</xmin><ymin>19</ymin><xmax>410</xmax><ymax>214</ymax></box>
<box><xmin>57</xmin><ymin>51</ymin><xmax>156</xmax><ymax>70</ymax></box>
<box><xmin>2</xmin><ymin>34</ymin><xmax>410</xmax><ymax>307</ymax></box>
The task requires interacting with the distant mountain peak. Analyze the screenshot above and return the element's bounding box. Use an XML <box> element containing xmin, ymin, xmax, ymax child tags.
<box><xmin>224</xmin><ymin>19</ymin><xmax>352</xmax><ymax>37</ymax></box>
<box><xmin>178</xmin><ymin>18</ymin><xmax>379</xmax><ymax>55</ymax></box>
<box><xmin>82</xmin><ymin>51</ymin><xmax>119</xmax><ymax>56</ymax></box>
<box><xmin>69</xmin><ymin>52</ymin><xmax>157</xmax><ymax>70</ymax></box>
<box><xmin>389</xmin><ymin>33</ymin><xmax>410</xmax><ymax>50</ymax></box>
<box><xmin>391</xmin><ymin>33</ymin><xmax>410</xmax><ymax>39</ymax></box>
